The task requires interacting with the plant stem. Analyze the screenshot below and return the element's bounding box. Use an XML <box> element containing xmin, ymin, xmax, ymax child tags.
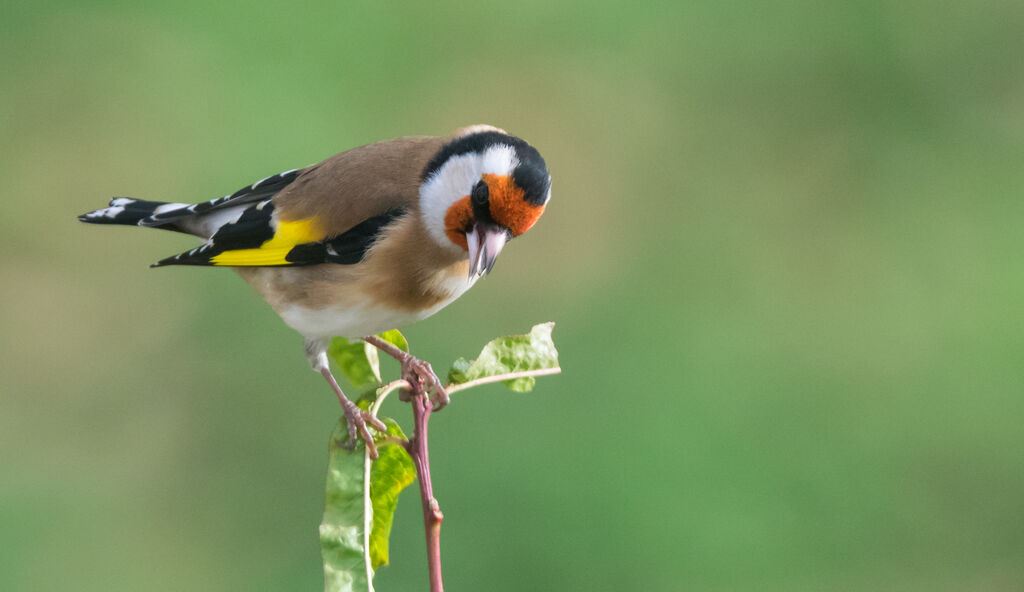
<box><xmin>446</xmin><ymin>367</ymin><xmax>562</xmax><ymax>394</ymax></box>
<box><xmin>364</xmin><ymin>335</ymin><xmax>449</xmax><ymax>408</ymax></box>
<box><xmin>363</xmin><ymin>334</ymin><xmax>407</xmax><ymax>361</ymax></box>
<box><xmin>363</xmin><ymin>339</ymin><xmax>561</xmax><ymax>592</ymax></box>
<box><xmin>404</xmin><ymin>389</ymin><xmax>444</xmax><ymax>592</ymax></box>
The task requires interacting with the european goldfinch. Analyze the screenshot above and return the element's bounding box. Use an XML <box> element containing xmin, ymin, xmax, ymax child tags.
<box><xmin>80</xmin><ymin>124</ymin><xmax>551</xmax><ymax>456</ymax></box>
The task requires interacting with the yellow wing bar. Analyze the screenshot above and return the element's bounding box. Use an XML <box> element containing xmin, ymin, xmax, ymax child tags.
<box><xmin>211</xmin><ymin>218</ymin><xmax>325</xmax><ymax>266</ymax></box>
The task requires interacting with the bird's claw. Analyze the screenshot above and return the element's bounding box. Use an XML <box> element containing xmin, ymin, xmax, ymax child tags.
<box><xmin>401</xmin><ymin>357</ymin><xmax>449</xmax><ymax>410</ymax></box>
<box><xmin>341</xmin><ymin>403</ymin><xmax>388</xmax><ymax>460</ymax></box>
<box><xmin>361</xmin><ymin>335</ymin><xmax>448</xmax><ymax>410</ymax></box>
<box><xmin>431</xmin><ymin>384</ymin><xmax>450</xmax><ymax>411</ymax></box>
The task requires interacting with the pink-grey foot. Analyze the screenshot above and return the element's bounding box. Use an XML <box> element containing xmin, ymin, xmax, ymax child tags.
<box><xmin>363</xmin><ymin>335</ymin><xmax>449</xmax><ymax>410</ymax></box>
<box><xmin>320</xmin><ymin>366</ymin><xmax>388</xmax><ymax>459</ymax></box>
<box><xmin>402</xmin><ymin>357</ymin><xmax>450</xmax><ymax>411</ymax></box>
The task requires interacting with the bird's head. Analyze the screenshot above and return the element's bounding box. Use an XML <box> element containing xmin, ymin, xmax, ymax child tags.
<box><xmin>419</xmin><ymin>126</ymin><xmax>551</xmax><ymax>278</ymax></box>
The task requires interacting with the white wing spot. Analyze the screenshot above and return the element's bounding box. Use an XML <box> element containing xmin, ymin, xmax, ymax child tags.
<box><xmin>251</xmin><ymin>175</ymin><xmax>273</xmax><ymax>189</ymax></box>
<box><xmin>153</xmin><ymin>202</ymin><xmax>190</xmax><ymax>215</ymax></box>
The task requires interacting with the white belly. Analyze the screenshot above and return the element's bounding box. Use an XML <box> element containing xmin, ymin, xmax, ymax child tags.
<box><xmin>278</xmin><ymin>274</ymin><xmax>477</xmax><ymax>339</ymax></box>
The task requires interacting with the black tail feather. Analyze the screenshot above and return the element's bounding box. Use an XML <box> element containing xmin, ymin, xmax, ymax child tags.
<box><xmin>79</xmin><ymin>198</ymin><xmax>171</xmax><ymax>226</ymax></box>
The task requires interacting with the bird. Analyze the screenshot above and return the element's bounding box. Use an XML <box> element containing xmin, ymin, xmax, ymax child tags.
<box><xmin>79</xmin><ymin>124</ymin><xmax>551</xmax><ymax>458</ymax></box>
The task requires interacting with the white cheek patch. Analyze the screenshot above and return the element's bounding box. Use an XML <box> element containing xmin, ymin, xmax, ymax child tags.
<box><xmin>419</xmin><ymin>144</ymin><xmax>520</xmax><ymax>251</ymax></box>
<box><xmin>480</xmin><ymin>144</ymin><xmax>518</xmax><ymax>175</ymax></box>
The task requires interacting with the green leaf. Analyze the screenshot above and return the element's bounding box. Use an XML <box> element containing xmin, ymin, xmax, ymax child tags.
<box><xmin>368</xmin><ymin>419</ymin><xmax>415</xmax><ymax>569</ymax></box>
<box><xmin>447</xmin><ymin>322</ymin><xmax>560</xmax><ymax>392</ymax></box>
<box><xmin>377</xmin><ymin>329</ymin><xmax>409</xmax><ymax>353</ymax></box>
<box><xmin>321</xmin><ymin>382</ymin><xmax>416</xmax><ymax>591</ymax></box>
<box><xmin>329</xmin><ymin>330</ymin><xmax>410</xmax><ymax>388</ymax></box>
<box><xmin>320</xmin><ymin>417</ymin><xmax>414</xmax><ymax>591</ymax></box>
<box><xmin>320</xmin><ymin>419</ymin><xmax>374</xmax><ymax>592</ymax></box>
<box><xmin>328</xmin><ymin>337</ymin><xmax>381</xmax><ymax>388</ymax></box>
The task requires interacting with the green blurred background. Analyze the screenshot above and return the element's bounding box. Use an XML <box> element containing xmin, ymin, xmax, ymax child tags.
<box><xmin>3</xmin><ymin>1</ymin><xmax>1023</xmax><ymax>590</ymax></box>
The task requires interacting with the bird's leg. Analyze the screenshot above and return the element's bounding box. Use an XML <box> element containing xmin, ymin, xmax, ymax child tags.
<box><xmin>363</xmin><ymin>335</ymin><xmax>450</xmax><ymax>411</ymax></box>
<box><xmin>306</xmin><ymin>339</ymin><xmax>388</xmax><ymax>459</ymax></box>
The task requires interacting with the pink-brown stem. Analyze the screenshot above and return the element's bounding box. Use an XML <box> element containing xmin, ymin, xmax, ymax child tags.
<box><xmin>364</xmin><ymin>335</ymin><xmax>448</xmax><ymax>409</ymax></box>
<box><xmin>364</xmin><ymin>337</ymin><xmax>447</xmax><ymax>591</ymax></box>
<box><xmin>401</xmin><ymin>386</ymin><xmax>444</xmax><ymax>592</ymax></box>
<box><xmin>364</xmin><ymin>338</ymin><xmax>562</xmax><ymax>592</ymax></box>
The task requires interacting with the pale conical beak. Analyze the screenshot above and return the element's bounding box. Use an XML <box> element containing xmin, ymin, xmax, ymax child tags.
<box><xmin>466</xmin><ymin>222</ymin><xmax>509</xmax><ymax>279</ymax></box>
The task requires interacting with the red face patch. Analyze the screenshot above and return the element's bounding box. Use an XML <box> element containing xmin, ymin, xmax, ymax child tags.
<box><xmin>482</xmin><ymin>173</ymin><xmax>546</xmax><ymax>237</ymax></box>
<box><xmin>443</xmin><ymin>174</ymin><xmax>547</xmax><ymax>250</ymax></box>
<box><xmin>444</xmin><ymin>196</ymin><xmax>472</xmax><ymax>250</ymax></box>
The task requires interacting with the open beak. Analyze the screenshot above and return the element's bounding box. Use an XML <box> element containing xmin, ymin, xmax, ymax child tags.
<box><xmin>466</xmin><ymin>222</ymin><xmax>509</xmax><ymax>279</ymax></box>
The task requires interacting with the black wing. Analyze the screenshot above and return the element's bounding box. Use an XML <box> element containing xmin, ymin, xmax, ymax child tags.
<box><xmin>152</xmin><ymin>204</ymin><xmax>407</xmax><ymax>268</ymax></box>
<box><xmin>139</xmin><ymin>168</ymin><xmax>302</xmax><ymax>227</ymax></box>
<box><xmin>284</xmin><ymin>209</ymin><xmax>408</xmax><ymax>265</ymax></box>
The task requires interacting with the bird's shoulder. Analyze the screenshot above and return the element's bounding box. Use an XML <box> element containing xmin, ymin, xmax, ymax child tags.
<box><xmin>274</xmin><ymin>135</ymin><xmax>448</xmax><ymax>236</ymax></box>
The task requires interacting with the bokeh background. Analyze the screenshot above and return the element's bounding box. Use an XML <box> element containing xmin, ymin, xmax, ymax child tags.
<box><xmin>3</xmin><ymin>1</ymin><xmax>1023</xmax><ymax>590</ymax></box>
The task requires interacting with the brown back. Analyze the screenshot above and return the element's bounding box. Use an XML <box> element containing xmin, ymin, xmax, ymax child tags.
<box><xmin>274</xmin><ymin>135</ymin><xmax>447</xmax><ymax>236</ymax></box>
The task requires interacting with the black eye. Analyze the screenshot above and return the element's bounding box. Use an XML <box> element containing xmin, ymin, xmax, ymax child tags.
<box><xmin>471</xmin><ymin>180</ymin><xmax>489</xmax><ymax>206</ymax></box>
